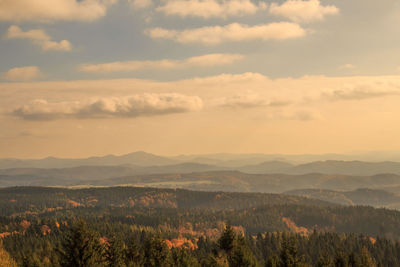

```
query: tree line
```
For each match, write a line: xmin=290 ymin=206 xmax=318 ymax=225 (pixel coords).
xmin=3 ymin=218 xmax=399 ymax=267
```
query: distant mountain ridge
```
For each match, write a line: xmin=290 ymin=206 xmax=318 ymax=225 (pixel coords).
xmin=0 ymin=162 xmax=224 ymax=181
xmin=4 ymin=151 xmax=400 ymax=177
xmin=0 ymin=151 xmax=178 ymax=169
xmin=285 ymin=160 xmax=400 ymax=176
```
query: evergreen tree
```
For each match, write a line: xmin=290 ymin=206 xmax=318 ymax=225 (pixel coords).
xmin=265 ymin=254 xmax=279 ymax=267
xmin=21 ymin=256 xmax=41 ymax=267
xmin=143 ymin=234 xmax=171 ymax=267
xmin=359 ymin=247 xmax=376 ymax=267
xmin=316 ymin=251 xmax=333 ymax=267
xmin=334 ymin=252 xmax=348 ymax=267
xmin=279 ymin=237 xmax=308 ymax=267
xmin=126 ymin=236 xmax=144 ymax=267
xmin=347 ymin=252 xmax=361 ymax=267
xmin=106 ymin=235 xmax=126 ymax=267
xmin=59 ymin=219 xmax=105 ymax=267
xmin=218 ymin=223 xmax=236 ymax=253
xmin=229 ymin=236 xmax=259 ymax=267
xmin=171 ymin=248 xmax=200 ymax=267
xmin=208 ymin=251 xmax=229 ymax=267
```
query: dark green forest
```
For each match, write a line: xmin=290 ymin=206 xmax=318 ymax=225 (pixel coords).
xmin=1 ymin=186 xmax=400 ymax=266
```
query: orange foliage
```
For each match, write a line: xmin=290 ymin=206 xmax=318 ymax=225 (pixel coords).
xmin=41 ymin=225 xmax=51 ymax=235
xmin=20 ymin=220 xmax=31 ymax=230
xmin=0 ymin=231 xmax=18 ymax=239
xmin=165 ymin=237 xmax=197 ymax=250
xmin=100 ymin=237 xmax=109 ymax=246
xmin=0 ymin=233 xmax=11 ymax=238
xmin=282 ymin=217 xmax=309 ymax=235
xmin=67 ymin=200 xmax=81 ymax=207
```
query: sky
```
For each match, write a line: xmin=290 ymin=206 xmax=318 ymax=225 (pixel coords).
xmin=1 ymin=0 xmax=400 ymax=158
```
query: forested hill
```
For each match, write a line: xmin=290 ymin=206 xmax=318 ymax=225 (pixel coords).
xmin=2 ymin=186 xmax=400 ymax=266
xmin=0 ymin=186 xmax=333 ymax=216
xmin=285 ymin=188 xmax=400 ymax=209
xmin=4 ymin=170 xmax=400 ymax=195
xmin=2 ymin=186 xmax=400 ymax=240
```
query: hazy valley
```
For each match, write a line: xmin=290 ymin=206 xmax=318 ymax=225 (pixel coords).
xmin=3 ymin=151 xmax=400 ymax=211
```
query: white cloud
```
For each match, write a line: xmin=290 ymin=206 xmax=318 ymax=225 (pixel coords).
xmin=217 ymin=93 xmax=290 ymax=108
xmin=130 ymin=0 xmax=153 ymax=10
xmin=0 ymin=0 xmax=115 ymax=23
xmin=12 ymin=93 xmax=203 ymax=120
xmin=2 ymin=66 xmax=42 ymax=81
xmin=146 ymin=22 xmax=307 ymax=45
xmin=269 ymin=0 xmax=339 ymax=23
xmin=4 ymin=74 xmax=400 ymax=121
xmin=156 ymin=0 xmax=267 ymax=19
xmin=79 ymin=53 xmax=244 ymax=73
xmin=6 ymin=26 xmax=72 ymax=52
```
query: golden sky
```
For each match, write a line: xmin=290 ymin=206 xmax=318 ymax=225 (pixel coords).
xmin=1 ymin=0 xmax=400 ymax=158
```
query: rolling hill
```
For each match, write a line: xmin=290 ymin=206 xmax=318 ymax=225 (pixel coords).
xmin=285 ymin=188 xmax=400 ymax=209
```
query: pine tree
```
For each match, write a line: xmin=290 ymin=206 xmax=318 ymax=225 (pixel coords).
xmin=229 ymin=236 xmax=259 ymax=267
xmin=106 ymin=235 xmax=126 ymax=267
xmin=126 ymin=236 xmax=144 ymax=267
xmin=265 ymin=254 xmax=279 ymax=267
xmin=171 ymin=248 xmax=200 ymax=267
xmin=359 ymin=247 xmax=376 ymax=267
xmin=334 ymin=252 xmax=348 ymax=267
xmin=218 ymin=223 xmax=236 ymax=253
xmin=209 ymin=251 xmax=230 ymax=267
xmin=59 ymin=219 xmax=105 ymax=267
xmin=348 ymin=252 xmax=361 ymax=267
xmin=316 ymin=251 xmax=333 ymax=267
xmin=143 ymin=234 xmax=171 ymax=267
xmin=279 ymin=237 xmax=308 ymax=267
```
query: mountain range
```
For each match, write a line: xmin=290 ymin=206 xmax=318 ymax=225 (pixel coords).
xmin=4 ymin=151 xmax=400 ymax=176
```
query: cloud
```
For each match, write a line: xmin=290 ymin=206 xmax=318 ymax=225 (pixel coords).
xmin=12 ymin=93 xmax=203 ymax=120
xmin=270 ymin=109 xmax=322 ymax=121
xmin=185 ymin=72 xmax=270 ymax=85
xmin=0 ymin=0 xmax=115 ymax=22
xmin=6 ymin=26 xmax=72 ymax=52
xmin=339 ymin=64 xmax=356 ymax=70
xmin=4 ymin=73 xmax=400 ymax=133
xmin=146 ymin=22 xmax=307 ymax=45
xmin=156 ymin=0 xmax=267 ymax=19
xmin=324 ymin=83 xmax=400 ymax=101
xmin=130 ymin=0 xmax=153 ymax=10
xmin=215 ymin=92 xmax=320 ymax=121
xmin=217 ymin=93 xmax=290 ymax=109
xmin=79 ymin=53 xmax=244 ymax=73
xmin=269 ymin=0 xmax=339 ymax=23
xmin=2 ymin=66 xmax=42 ymax=81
